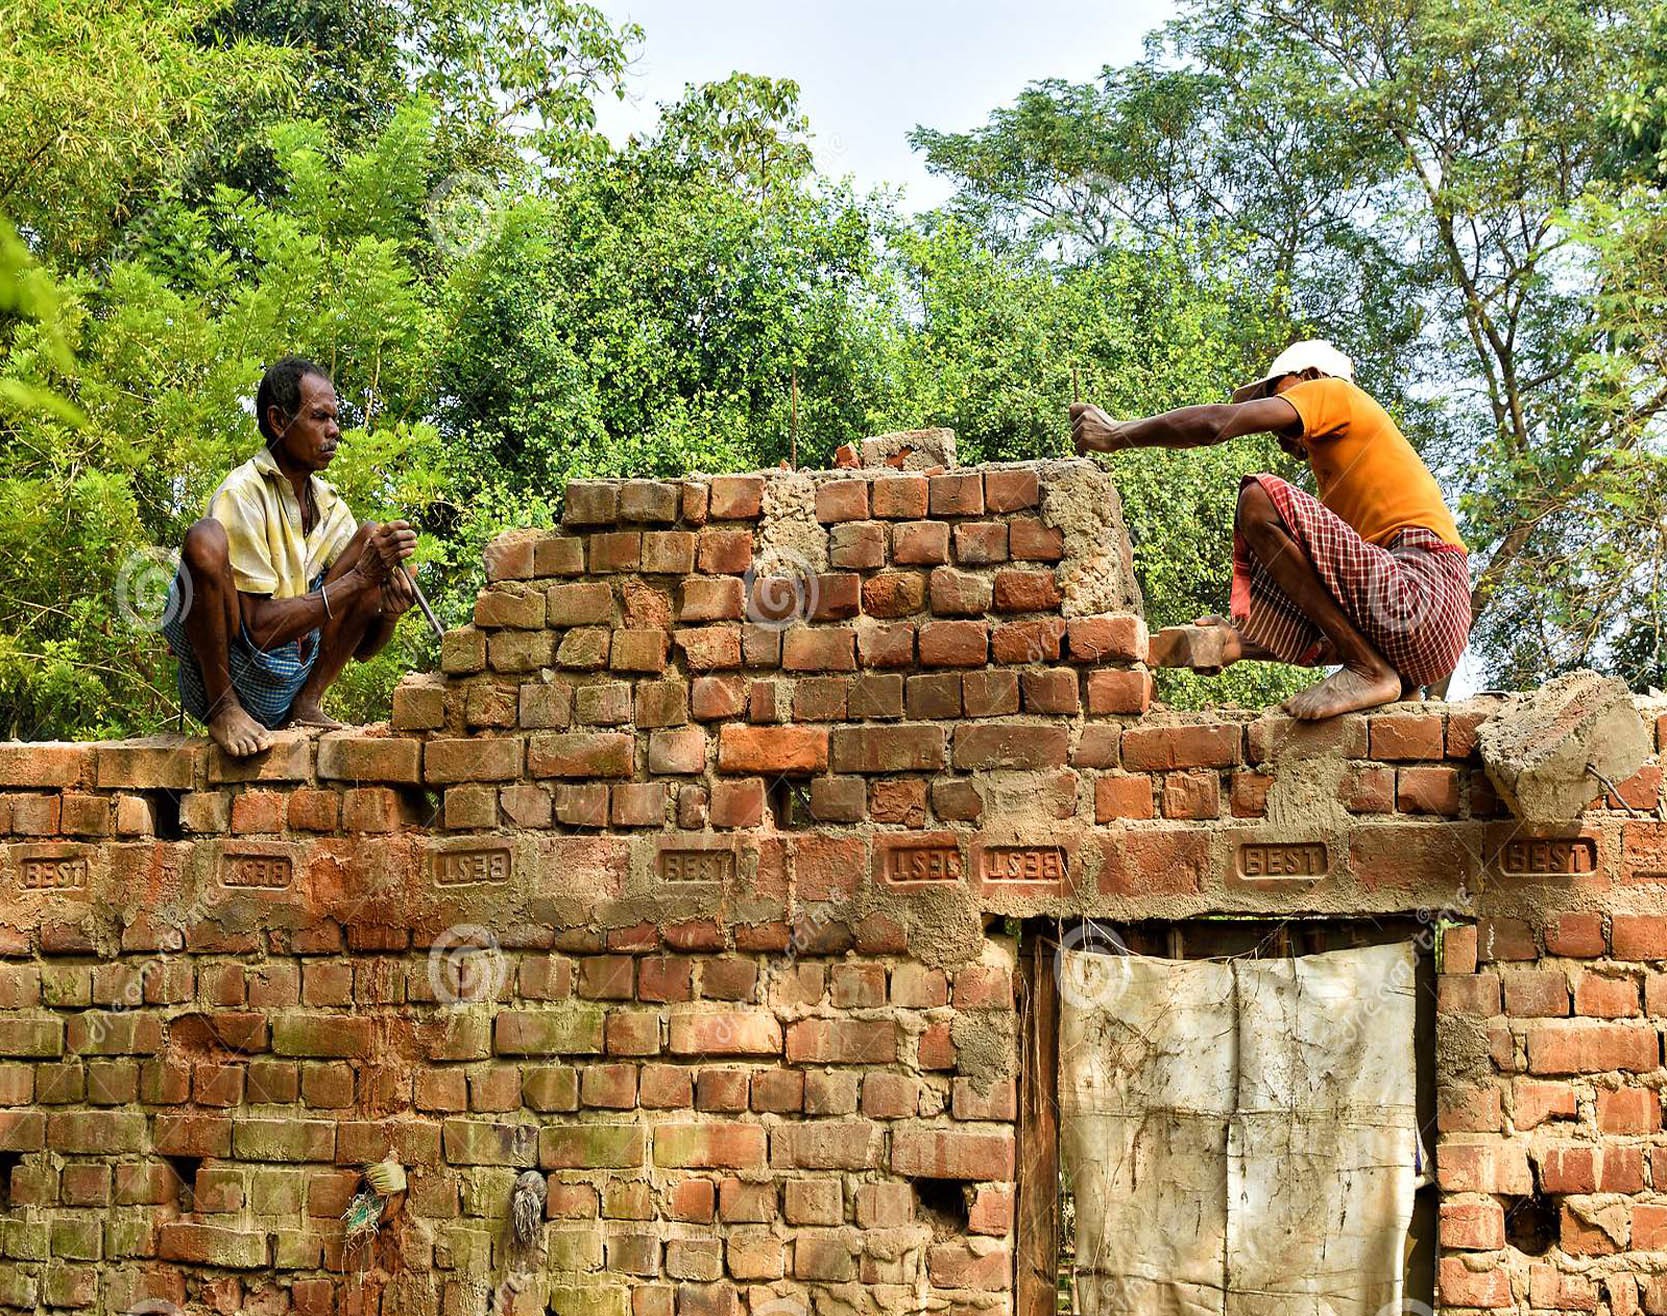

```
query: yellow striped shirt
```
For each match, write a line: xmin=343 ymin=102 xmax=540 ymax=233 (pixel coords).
xmin=209 ymin=446 xmax=358 ymax=599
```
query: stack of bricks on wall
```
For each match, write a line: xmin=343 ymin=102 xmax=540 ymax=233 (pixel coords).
xmin=0 ymin=445 xmax=1665 ymax=1316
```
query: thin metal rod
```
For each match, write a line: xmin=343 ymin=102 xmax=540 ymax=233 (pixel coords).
xmin=405 ymin=569 xmax=445 ymax=642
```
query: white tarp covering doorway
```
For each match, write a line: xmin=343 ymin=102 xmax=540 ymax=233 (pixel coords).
xmin=1058 ymin=941 xmax=1420 ymax=1316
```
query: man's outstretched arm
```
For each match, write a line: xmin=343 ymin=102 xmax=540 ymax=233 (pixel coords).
xmin=1073 ymin=396 xmax=1302 ymax=454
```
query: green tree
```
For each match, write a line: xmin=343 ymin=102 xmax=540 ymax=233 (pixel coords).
xmin=0 ymin=108 xmax=452 ymax=739
xmin=0 ymin=0 xmax=297 ymax=265
xmin=912 ymin=0 xmax=1667 ymax=690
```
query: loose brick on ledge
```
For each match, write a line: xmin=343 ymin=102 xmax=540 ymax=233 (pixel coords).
xmin=563 ymin=480 xmax=618 ymax=526
xmin=620 ymin=479 xmax=680 ymax=523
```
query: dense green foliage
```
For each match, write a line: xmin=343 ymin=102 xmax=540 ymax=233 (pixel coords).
xmin=3 ymin=0 xmax=1663 ymax=740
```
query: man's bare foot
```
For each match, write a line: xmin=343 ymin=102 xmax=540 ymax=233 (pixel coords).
xmin=208 ymin=701 xmax=273 ymax=758
xmin=285 ymin=698 xmax=344 ymax=730
xmin=1282 ymin=661 xmax=1402 ymax=720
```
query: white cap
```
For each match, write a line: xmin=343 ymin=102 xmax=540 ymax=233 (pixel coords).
xmin=1232 ymin=339 xmax=1355 ymax=403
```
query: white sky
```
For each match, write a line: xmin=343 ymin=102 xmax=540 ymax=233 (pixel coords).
xmin=592 ymin=0 xmax=1178 ymax=211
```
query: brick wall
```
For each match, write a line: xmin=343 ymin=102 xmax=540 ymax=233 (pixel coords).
xmin=0 ymin=458 xmax=1663 ymax=1315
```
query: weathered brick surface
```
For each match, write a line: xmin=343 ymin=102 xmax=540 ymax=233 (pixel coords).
xmin=0 ymin=458 xmax=1661 ymax=1311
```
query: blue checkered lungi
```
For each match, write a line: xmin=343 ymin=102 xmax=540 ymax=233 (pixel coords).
xmin=160 ymin=570 xmax=324 ymax=729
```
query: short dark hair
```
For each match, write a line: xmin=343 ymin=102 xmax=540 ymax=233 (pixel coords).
xmin=257 ymin=355 xmax=331 ymax=444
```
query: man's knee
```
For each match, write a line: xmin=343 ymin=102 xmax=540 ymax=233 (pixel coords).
xmin=1235 ymin=479 xmax=1279 ymax=534
xmin=181 ymin=518 xmax=229 ymax=574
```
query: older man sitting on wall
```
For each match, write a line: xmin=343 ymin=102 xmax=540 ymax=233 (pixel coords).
xmin=162 ymin=356 xmax=418 ymax=758
xmin=1073 ymin=340 xmax=1472 ymax=720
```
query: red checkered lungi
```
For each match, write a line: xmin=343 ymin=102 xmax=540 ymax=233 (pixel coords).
xmin=1230 ymin=474 xmax=1472 ymax=687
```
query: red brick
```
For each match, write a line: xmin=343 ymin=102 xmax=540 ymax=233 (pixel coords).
xmin=711 ymin=779 xmax=766 ymax=828
xmin=1066 ymin=615 xmax=1145 ymax=662
xmin=1398 ymin=765 xmax=1461 ymax=815
xmin=815 ymin=479 xmax=869 ymax=522
xmin=1513 ymin=1079 xmax=1576 ymax=1130
xmin=1612 ymin=915 xmax=1667 ymax=960
xmin=781 ymin=627 xmax=856 ymax=672
xmin=808 ymin=573 xmax=861 ymax=622
xmin=1438 ymin=1257 xmax=1511 ymax=1308
xmin=1098 ymin=829 xmax=1209 ymax=898
xmin=1577 ymin=972 xmax=1640 ymax=1018
xmin=1021 ymin=667 xmax=1079 ymax=714
xmin=1547 ymin=913 xmax=1607 ymax=957
xmin=1229 ymin=771 xmax=1272 ymax=818
xmin=962 ymin=670 xmax=1019 ymax=717
xmin=871 ymin=474 xmax=928 ymax=519
xmin=929 ymin=567 xmax=991 ymax=617
xmin=918 ymin=620 xmax=989 ymax=667
xmin=786 ymin=1019 xmax=896 ymax=1064
xmin=1560 ymin=1201 xmax=1622 ymax=1255
xmin=829 ymin=521 xmax=885 ymax=569
xmin=891 ymin=1128 xmax=1014 ymax=1180
xmin=856 ymin=620 xmax=915 ymax=668
xmin=672 ymin=625 xmax=740 ymax=672
xmin=1085 ymin=667 xmax=1152 ymax=714
xmin=863 ymin=571 xmax=926 ymax=617
xmin=1526 ymin=1021 xmax=1659 ymax=1073
xmin=1009 ymin=516 xmax=1064 ymax=561
xmin=424 ymin=736 xmax=523 ymax=783
xmin=1436 ymin=1139 xmax=1532 ymax=1193
xmin=830 ymin=725 xmax=947 ymax=773
xmin=1096 ymin=774 xmax=1154 ymax=822
xmin=891 ymin=521 xmax=950 ymax=565
xmin=953 ymin=520 xmax=1009 ymax=565
xmin=653 ymin=1121 xmax=767 ymax=1169
xmin=1478 ymin=916 xmax=1538 ymax=961
xmin=691 ymin=675 xmax=746 ymax=721
xmin=1438 ymin=1084 xmax=1502 ymax=1133
xmin=1503 ymin=969 xmax=1569 ymax=1017
xmin=953 ymin=724 xmax=1069 ymax=770
xmin=717 ymin=725 xmax=828 ymax=774
xmin=991 ymin=617 xmax=1064 ymax=663
xmin=1120 ymin=722 xmax=1240 ymax=769
xmin=906 ymin=672 xmax=962 ymax=718
xmin=929 ymin=472 xmax=984 ymax=515
xmin=681 ymin=576 xmax=744 ymax=622
xmin=794 ymin=836 xmax=867 ymax=902
xmin=667 ymin=1011 xmax=781 ymax=1057
xmin=708 ymin=476 xmax=764 ymax=519
xmin=984 ymin=468 xmax=1039 ymax=511
xmin=1162 ymin=771 xmax=1220 ymax=820
xmin=1369 ymin=712 xmax=1444 ymax=760
xmin=1598 ymin=1086 xmax=1660 ymax=1133
xmin=610 ymin=782 xmax=665 ymax=827
xmin=1440 ymin=1199 xmax=1505 ymax=1250
xmin=528 ymin=732 xmax=632 ymax=778
xmin=697 ymin=528 xmax=752 ymax=574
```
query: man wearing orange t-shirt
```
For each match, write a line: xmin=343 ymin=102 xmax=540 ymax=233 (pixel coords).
xmin=1072 ymin=340 xmax=1471 ymax=719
